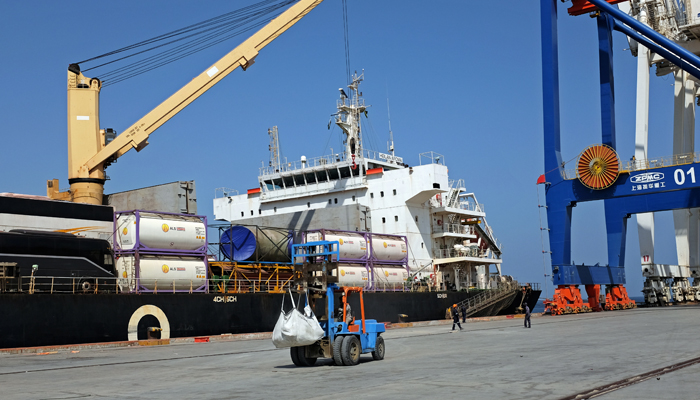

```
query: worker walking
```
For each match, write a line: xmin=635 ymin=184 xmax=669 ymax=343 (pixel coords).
xmin=451 ymin=304 xmax=462 ymax=331
xmin=524 ymin=304 xmax=531 ymax=328
xmin=460 ymin=303 xmax=467 ymax=323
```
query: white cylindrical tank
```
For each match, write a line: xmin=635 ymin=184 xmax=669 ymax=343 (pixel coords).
xmin=116 ymin=212 xmax=206 ymax=251
xmin=476 ymin=265 xmax=489 ymax=289
xmin=373 ymin=266 xmax=408 ymax=284
xmin=307 ymin=231 xmax=368 ymax=261
xmin=116 ymin=255 xmax=207 ymax=291
xmin=332 ymin=264 xmax=369 ymax=286
xmin=371 ymin=235 xmax=407 ymax=262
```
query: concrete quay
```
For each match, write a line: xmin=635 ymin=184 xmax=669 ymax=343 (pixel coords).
xmin=0 ymin=305 xmax=698 ymax=399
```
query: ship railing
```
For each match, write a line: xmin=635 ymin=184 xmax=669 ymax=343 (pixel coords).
xmin=6 ymin=275 xmax=522 ymax=295
xmin=260 ymin=153 xmax=344 ymax=176
xmin=3 ymin=276 xmax=124 ymax=295
xmin=434 ymin=223 xmax=475 ymax=236
xmin=429 ymin=196 xmax=484 ymax=213
xmin=448 ymin=178 xmax=465 ymax=190
xmin=453 ymin=280 xmax=519 ymax=318
xmin=337 ymin=97 xmax=365 ymax=109
xmin=458 ymin=200 xmax=484 ymax=213
xmin=433 ymin=247 xmax=487 ymax=259
xmin=338 ymin=281 xmax=410 ymax=292
xmin=419 ymin=151 xmax=445 ymax=166
xmin=208 ymin=276 xmax=294 ymax=294
xmin=214 ymin=187 xmax=239 ymax=198
xmin=258 ymin=148 xmax=395 ymax=177
xmin=1 ymin=275 xmax=298 ymax=295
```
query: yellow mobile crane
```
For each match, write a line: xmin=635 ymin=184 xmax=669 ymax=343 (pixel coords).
xmin=48 ymin=0 xmax=323 ymax=205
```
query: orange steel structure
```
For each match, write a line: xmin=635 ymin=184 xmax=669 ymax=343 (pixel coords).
xmin=604 ymin=285 xmax=636 ymax=310
xmin=584 ymin=284 xmax=604 ymax=312
xmin=545 ymin=283 xmax=635 ymax=315
xmin=208 ymin=262 xmax=296 ymax=294
xmin=544 ymin=285 xmax=593 ymax=315
xmin=341 ymin=287 xmax=367 ymax=334
xmin=567 ymin=0 xmax=629 ymax=16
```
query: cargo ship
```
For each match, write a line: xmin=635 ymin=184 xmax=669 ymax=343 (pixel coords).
xmin=0 ymin=74 xmax=539 ymax=349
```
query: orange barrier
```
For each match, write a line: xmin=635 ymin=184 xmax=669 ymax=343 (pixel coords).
xmin=604 ymin=284 xmax=636 ymax=310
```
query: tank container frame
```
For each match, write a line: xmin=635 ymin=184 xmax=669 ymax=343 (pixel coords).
xmin=303 ymin=229 xmax=409 ymax=290
xmin=114 ymin=210 xmax=208 ymax=294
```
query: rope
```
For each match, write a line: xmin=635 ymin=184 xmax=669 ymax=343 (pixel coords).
xmin=342 ymin=0 xmax=351 ymax=85
xmin=74 ymin=0 xmax=295 ymax=87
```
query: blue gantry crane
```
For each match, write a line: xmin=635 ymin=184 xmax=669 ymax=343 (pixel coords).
xmin=540 ymin=0 xmax=700 ymax=313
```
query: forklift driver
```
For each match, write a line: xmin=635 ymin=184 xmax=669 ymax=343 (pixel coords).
xmin=339 ymin=292 xmax=354 ymax=325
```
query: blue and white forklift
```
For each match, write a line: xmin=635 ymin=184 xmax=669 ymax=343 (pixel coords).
xmin=289 ymin=241 xmax=386 ymax=366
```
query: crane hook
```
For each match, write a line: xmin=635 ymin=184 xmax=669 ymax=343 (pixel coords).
xmin=351 ymin=154 xmax=357 ymax=170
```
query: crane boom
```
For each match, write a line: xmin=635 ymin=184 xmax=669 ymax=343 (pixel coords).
xmin=49 ymin=0 xmax=323 ymax=205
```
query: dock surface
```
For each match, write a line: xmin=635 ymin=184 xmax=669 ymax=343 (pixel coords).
xmin=1 ymin=305 xmax=698 ymax=399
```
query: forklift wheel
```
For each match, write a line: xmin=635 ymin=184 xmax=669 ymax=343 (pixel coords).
xmin=332 ymin=336 xmax=344 ymax=366
xmin=341 ymin=335 xmax=361 ymax=366
xmin=372 ymin=336 xmax=385 ymax=360
xmin=290 ymin=346 xmax=301 ymax=366
xmin=296 ymin=346 xmax=317 ymax=367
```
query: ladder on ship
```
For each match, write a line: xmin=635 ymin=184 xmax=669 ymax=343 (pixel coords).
xmin=450 ymin=281 xmax=520 ymax=319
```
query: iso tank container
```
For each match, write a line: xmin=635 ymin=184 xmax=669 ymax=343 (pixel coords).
xmin=306 ymin=231 xmax=368 ymax=261
xmin=330 ymin=265 xmax=408 ymax=286
xmin=116 ymin=255 xmax=207 ymax=292
xmin=115 ymin=211 xmax=206 ymax=252
xmin=373 ymin=267 xmax=409 ymax=283
xmin=370 ymin=235 xmax=407 ymax=262
xmin=331 ymin=265 xmax=369 ymax=285
xmin=219 ymin=226 xmax=292 ymax=262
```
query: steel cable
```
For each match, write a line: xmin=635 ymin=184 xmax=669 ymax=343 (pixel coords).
xmin=74 ymin=0 xmax=295 ymax=87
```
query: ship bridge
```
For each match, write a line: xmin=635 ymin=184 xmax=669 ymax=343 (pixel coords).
xmin=257 ymin=149 xmax=406 ymax=202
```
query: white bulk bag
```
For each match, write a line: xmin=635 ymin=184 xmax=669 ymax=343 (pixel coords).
xmin=272 ymin=290 xmax=325 ymax=348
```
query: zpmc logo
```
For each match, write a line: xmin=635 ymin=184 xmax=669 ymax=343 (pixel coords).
xmin=631 ymin=172 xmax=664 ymax=184
xmin=162 ymin=224 xmax=169 ymax=233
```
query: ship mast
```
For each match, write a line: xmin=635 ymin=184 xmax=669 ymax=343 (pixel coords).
xmin=335 ymin=71 xmax=366 ymax=167
xmin=267 ymin=126 xmax=281 ymax=173
xmin=387 ymin=97 xmax=395 ymax=156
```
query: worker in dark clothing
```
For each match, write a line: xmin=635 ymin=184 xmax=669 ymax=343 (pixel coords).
xmin=460 ymin=303 xmax=467 ymax=323
xmin=451 ymin=304 xmax=462 ymax=331
xmin=524 ymin=304 xmax=531 ymax=328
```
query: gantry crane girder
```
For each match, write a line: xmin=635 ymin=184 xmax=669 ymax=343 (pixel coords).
xmin=540 ymin=0 xmax=700 ymax=286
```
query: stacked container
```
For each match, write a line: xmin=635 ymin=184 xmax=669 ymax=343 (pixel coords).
xmin=305 ymin=229 xmax=408 ymax=290
xmin=114 ymin=210 xmax=208 ymax=293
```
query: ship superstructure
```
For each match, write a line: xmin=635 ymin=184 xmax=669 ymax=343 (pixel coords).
xmin=213 ymin=73 xmax=504 ymax=290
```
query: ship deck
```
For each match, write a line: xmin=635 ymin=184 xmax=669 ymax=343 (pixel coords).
xmin=1 ymin=305 xmax=698 ymax=399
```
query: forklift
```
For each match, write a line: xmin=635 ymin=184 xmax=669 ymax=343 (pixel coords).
xmin=289 ymin=241 xmax=386 ymax=367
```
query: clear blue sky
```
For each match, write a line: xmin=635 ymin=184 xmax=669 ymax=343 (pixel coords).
xmin=0 ymin=1 xmax=692 ymax=298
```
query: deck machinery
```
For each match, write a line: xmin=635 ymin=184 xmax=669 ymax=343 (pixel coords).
xmin=540 ymin=0 xmax=700 ymax=313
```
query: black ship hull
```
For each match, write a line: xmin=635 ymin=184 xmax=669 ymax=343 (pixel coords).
xmin=0 ymin=290 xmax=540 ymax=349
